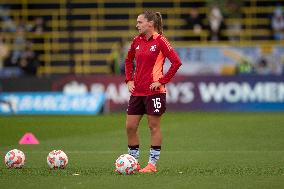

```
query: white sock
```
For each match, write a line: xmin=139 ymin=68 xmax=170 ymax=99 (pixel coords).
xmin=149 ymin=146 xmax=161 ymax=165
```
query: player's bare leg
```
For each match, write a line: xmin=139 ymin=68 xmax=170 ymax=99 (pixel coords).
xmin=147 ymin=115 xmax=162 ymax=146
xmin=126 ymin=114 xmax=143 ymax=145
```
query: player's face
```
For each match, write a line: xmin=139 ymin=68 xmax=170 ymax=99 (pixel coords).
xmin=136 ymin=14 xmax=153 ymax=34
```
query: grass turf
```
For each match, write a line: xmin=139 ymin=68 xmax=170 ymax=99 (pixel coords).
xmin=0 ymin=112 xmax=284 ymax=189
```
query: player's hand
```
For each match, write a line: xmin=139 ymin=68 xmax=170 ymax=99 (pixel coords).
xmin=127 ymin=81 xmax=135 ymax=93
xmin=150 ymin=82 xmax=162 ymax=90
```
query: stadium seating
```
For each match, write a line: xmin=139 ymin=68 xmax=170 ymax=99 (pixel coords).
xmin=0 ymin=0 xmax=283 ymax=76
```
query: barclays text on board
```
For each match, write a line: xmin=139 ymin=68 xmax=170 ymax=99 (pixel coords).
xmin=0 ymin=92 xmax=105 ymax=114
xmin=1 ymin=76 xmax=283 ymax=113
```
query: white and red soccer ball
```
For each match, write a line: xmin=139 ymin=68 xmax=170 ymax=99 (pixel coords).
xmin=47 ymin=150 xmax=68 ymax=169
xmin=4 ymin=149 xmax=25 ymax=169
xmin=115 ymin=154 xmax=138 ymax=175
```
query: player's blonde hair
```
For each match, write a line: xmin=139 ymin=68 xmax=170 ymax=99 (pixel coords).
xmin=141 ymin=11 xmax=163 ymax=35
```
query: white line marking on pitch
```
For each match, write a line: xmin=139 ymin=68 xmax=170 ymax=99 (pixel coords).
xmin=12 ymin=150 xmax=284 ymax=154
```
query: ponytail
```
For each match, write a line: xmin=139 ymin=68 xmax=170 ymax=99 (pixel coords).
xmin=155 ymin=12 xmax=163 ymax=35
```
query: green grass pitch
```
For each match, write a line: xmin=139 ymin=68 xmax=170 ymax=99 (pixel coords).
xmin=0 ymin=112 xmax=284 ymax=189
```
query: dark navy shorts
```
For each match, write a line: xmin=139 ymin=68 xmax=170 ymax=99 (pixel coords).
xmin=127 ymin=93 xmax=166 ymax=116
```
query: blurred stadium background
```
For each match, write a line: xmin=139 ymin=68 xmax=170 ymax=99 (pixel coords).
xmin=0 ymin=0 xmax=283 ymax=114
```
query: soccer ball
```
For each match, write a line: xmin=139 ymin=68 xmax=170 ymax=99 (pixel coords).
xmin=47 ymin=150 xmax=68 ymax=169
xmin=4 ymin=149 xmax=25 ymax=169
xmin=115 ymin=154 xmax=138 ymax=175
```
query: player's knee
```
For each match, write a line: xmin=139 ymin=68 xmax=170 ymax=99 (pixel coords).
xmin=126 ymin=123 xmax=138 ymax=134
xmin=148 ymin=122 xmax=160 ymax=133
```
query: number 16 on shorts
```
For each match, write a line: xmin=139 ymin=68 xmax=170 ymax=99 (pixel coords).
xmin=152 ymin=98 xmax=161 ymax=113
xmin=149 ymin=94 xmax=166 ymax=115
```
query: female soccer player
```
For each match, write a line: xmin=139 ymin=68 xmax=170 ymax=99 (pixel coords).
xmin=124 ymin=11 xmax=182 ymax=173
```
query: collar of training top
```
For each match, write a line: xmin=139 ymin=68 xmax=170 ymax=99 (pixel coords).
xmin=140 ymin=32 xmax=160 ymax=41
